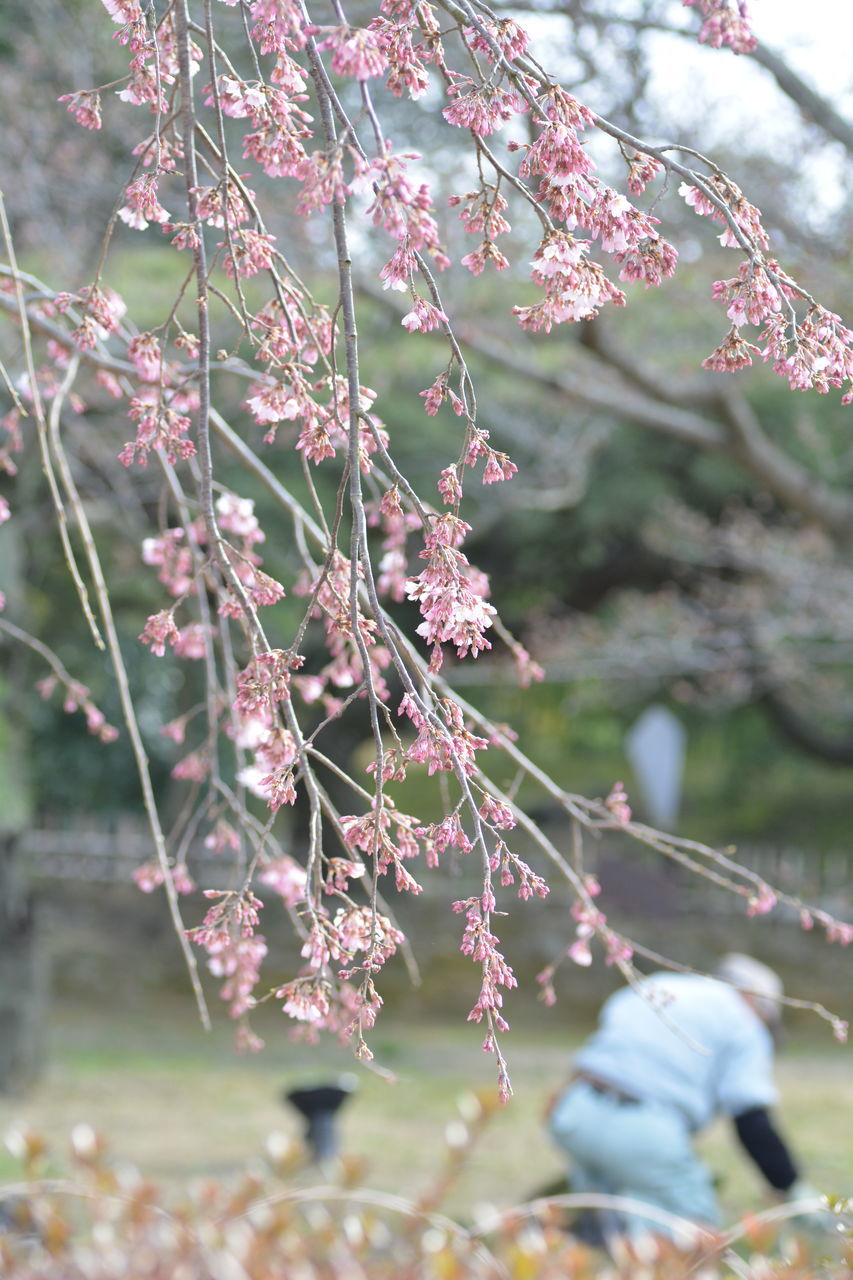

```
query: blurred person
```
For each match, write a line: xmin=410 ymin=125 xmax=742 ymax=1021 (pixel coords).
xmin=548 ymin=954 xmax=823 ymax=1243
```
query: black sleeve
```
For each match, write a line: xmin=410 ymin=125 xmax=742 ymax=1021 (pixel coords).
xmin=733 ymin=1107 xmax=799 ymax=1191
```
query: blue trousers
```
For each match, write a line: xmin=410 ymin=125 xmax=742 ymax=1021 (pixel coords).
xmin=549 ymin=1081 xmax=720 ymax=1239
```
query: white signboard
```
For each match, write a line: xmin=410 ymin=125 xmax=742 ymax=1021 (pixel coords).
xmin=625 ymin=706 xmax=686 ymax=829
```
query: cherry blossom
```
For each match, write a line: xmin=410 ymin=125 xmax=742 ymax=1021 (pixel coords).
xmin=5 ymin=0 xmax=850 ymax=1078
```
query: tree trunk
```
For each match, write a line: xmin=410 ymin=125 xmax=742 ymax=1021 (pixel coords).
xmin=0 ymin=518 xmax=43 ymax=1094
xmin=0 ymin=836 xmax=42 ymax=1093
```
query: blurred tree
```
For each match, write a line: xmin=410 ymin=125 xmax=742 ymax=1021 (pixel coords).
xmin=0 ymin=0 xmax=851 ymax=1087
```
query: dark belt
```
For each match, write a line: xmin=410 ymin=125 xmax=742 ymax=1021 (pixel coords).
xmin=572 ymin=1070 xmax=641 ymax=1105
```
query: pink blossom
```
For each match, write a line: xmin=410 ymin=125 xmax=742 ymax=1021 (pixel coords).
xmin=333 ymin=906 xmax=405 ymax=968
xmin=513 ymin=231 xmax=625 ymax=330
xmin=77 ymin=284 xmax=126 ymax=338
xmin=365 ymin=146 xmax=449 ymax=266
xmin=127 ymin=332 xmax=162 ymax=382
xmin=204 ymin=820 xmax=241 ymax=854
xmin=511 ymin=644 xmax=545 ymax=688
xmin=203 ymin=931 xmax=268 ymax=1018
xmin=568 ymin=938 xmax=592 ymax=966
xmin=420 ymin=373 xmax=464 ymax=417
xmin=258 ymin=856 xmax=307 ymax=905
xmin=626 ymin=153 xmax=662 ymax=195
xmin=294 ymin=147 xmax=352 ymax=215
xmin=217 ymin=492 xmax=264 ymax=542
xmin=172 ymin=864 xmax=196 ymax=895
xmin=173 ymin=624 xmax=208 ymax=659
xmin=746 ymin=883 xmax=777 ymax=918
xmin=142 ymin=528 xmax=195 ymax=597
xmin=191 ymin=181 xmax=253 ymax=229
xmin=616 ymin=237 xmax=678 ymax=289
xmin=133 ymin=861 xmax=165 ymax=893
xmin=139 ymin=610 xmax=180 ymax=657
xmin=379 ymin=239 xmax=416 ymax=291
xmin=101 ymin=0 xmax=142 ymax=22
xmin=479 ymin=794 xmax=516 ymax=829
xmin=461 ymin=241 xmax=510 ymax=275
xmin=712 ymin=261 xmax=783 ymax=328
xmin=443 ymin=81 xmax=526 ymax=136
xmin=418 ymin=812 xmax=473 ymax=854
xmin=119 ymin=399 xmax=195 ymax=467
xmin=464 ymin=17 xmax=529 ymax=62
xmin=679 ymin=178 xmax=768 ymax=252
xmin=208 ymin=75 xmax=267 ymax=120
xmin=517 ymin=119 xmax=594 ymax=188
xmin=242 ymin=104 xmax=312 ymax=179
xmin=324 ymin=858 xmax=366 ymax=893
xmin=57 ymin=91 xmax=102 ymax=130
xmin=825 ymin=921 xmax=853 ymax=945
xmin=171 ymin=750 xmax=210 ymax=782
xmin=318 ymin=26 xmax=388 ymax=80
xmin=605 ymin=935 xmax=633 ymax=966
xmin=438 ymin=465 xmax=463 ymax=505
xmin=482 ymin=450 xmax=517 ymax=485
xmin=537 ymin=965 xmax=557 ymax=1006
xmin=222 ymin=229 xmax=277 ymax=278
xmin=401 ymin=296 xmax=448 ymax=333
xmin=702 ymin=328 xmax=759 ymax=373
xmin=605 ymin=780 xmax=631 ymax=825
xmin=276 ymin=978 xmax=331 ymax=1024
xmin=685 ymin=0 xmax=756 ymax=54
xmin=118 ymin=175 xmax=170 ymax=230
xmin=403 ymin=700 xmax=489 ymax=776
xmin=369 ymin=16 xmax=430 ymax=99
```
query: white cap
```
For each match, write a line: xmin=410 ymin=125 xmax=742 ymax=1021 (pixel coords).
xmin=715 ymin=953 xmax=784 ymax=1025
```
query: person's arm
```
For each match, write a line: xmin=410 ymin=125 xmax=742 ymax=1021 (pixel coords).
xmin=733 ymin=1107 xmax=799 ymax=1190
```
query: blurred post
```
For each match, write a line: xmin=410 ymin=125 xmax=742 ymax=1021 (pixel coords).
xmin=284 ymin=1076 xmax=357 ymax=1164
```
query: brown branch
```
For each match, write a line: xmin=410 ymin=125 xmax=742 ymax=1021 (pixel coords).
xmin=750 ymin=41 xmax=853 ymax=156
xmin=758 ymin=690 xmax=853 ymax=766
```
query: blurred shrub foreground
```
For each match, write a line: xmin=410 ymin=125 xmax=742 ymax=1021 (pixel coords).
xmin=3 ymin=1108 xmax=851 ymax=1278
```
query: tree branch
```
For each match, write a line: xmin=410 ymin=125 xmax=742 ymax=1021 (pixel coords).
xmin=362 ymin=279 xmax=853 ymax=540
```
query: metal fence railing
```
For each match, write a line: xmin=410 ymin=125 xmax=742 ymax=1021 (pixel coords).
xmin=20 ymin=824 xmax=851 ymax=917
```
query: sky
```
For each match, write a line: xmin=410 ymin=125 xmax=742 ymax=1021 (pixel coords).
xmin=633 ymin=0 xmax=853 ymax=224
xmin=655 ymin=0 xmax=853 ymax=124
xmin=750 ymin=0 xmax=853 ymax=96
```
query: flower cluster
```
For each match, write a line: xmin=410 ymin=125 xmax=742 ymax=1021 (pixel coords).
xmin=118 ymin=398 xmax=195 ymax=467
xmin=118 ymin=175 xmax=171 ymax=230
xmin=605 ymin=780 xmax=631 ymax=825
xmin=405 ymin=514 xmax=497 ymax=667
xmin=514 ymin=231 xmax=625 ymax=330
xmin=567 ymin=899 xmax=607 ymax=967
xmin=187 ymin=890 xmax=267 ymax=1023
xmin=453 ymin=893 xmax=518 ymax=1041
xmin=36 ymin=674 xmax=119 ymax=744
xmin=341 ymin=800 xmax=424 ymax=891
xmin=57 ymin=90 xmax=102 ymax=130
xmin=684 ymin=0 xmax=756 ymax=54
xmin=399 ymin=693 xmax=489 ymax=777
xmin=234 ymin=649 xmax=298 ymax=716
xmin=138 ymin=609 xmax=180 ymax=657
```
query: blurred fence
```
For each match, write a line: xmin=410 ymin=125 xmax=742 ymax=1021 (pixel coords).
xmin=21 ymin=819 xmax=226 ymax=886
xmin=19 ymin=820 xmax=851 ymax=918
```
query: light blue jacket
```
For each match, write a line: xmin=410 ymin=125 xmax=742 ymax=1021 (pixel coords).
xmin=574 ymin=972 xmax=777 ymax=1131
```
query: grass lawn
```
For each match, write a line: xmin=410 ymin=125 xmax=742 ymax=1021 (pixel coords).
xmin=1 ymin=995 xmax=851 ymax=1227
